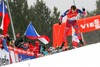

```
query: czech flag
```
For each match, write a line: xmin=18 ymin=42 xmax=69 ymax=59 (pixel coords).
xmin=0 ymin=0 xmax=10 ymax=35
xmin=24 ymin=22 xmax=50 ymax=44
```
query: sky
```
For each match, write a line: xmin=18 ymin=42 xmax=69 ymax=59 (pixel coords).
xmin=28 ymin=0 xmax=97 ymax=15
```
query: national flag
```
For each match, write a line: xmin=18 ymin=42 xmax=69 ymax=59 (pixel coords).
xmin=24 ymin=22 xmax=50 ymax=44
xmin=0 ymin=0 xmax=10 ymax=35
xmin=72 ymin=26 xmax=79 ymax=47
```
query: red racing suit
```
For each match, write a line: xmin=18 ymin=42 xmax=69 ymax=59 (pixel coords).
xmin=60 ymin=9 xmax=86 ymax=44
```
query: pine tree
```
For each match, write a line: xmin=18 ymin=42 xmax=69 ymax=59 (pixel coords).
xmin=87 ymin=0 xmax=100 ymax=16
xmin=95 ymin=0 xmax=100 ymax=15
xmin=9 ymin=0 xmax=29 ymax=36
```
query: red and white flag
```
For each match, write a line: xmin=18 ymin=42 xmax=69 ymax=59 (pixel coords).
xmin=0 ymin=0 xmax=10 ymax=35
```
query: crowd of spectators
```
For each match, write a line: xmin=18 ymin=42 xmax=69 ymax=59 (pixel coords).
xmin=0 ymin=34 xmax=68 ymax=58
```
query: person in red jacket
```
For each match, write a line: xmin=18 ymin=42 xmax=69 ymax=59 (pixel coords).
xmin=28 ymin=41 xmax=34 ymax=52
xmin=33 ymin=41 xmax=40 ymax=58
xmin=59 ymin=5 xmax=86 ymax=46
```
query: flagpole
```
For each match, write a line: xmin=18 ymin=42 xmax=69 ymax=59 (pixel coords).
xmin=6 ymin=0 xmax=16 ymax=40
xmin=73 ymin=0 xmax=76 ymax=5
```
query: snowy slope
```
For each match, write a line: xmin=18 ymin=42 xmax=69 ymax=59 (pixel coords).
xmin=3 ymin=42 xmax=100 ymax=67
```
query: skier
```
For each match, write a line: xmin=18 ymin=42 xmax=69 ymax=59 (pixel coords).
xmin=59 ymin=5 xmax=86 ymax=47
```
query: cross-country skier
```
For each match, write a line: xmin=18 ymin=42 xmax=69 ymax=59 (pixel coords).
xmin=59 ymin=5 xmax=86 ymax=46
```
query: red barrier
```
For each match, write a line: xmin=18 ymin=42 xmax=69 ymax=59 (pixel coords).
xmin=53 ymin=23 xmax=68 ymax=48
xmin=0 ymin=44 xmax=34 ymax=56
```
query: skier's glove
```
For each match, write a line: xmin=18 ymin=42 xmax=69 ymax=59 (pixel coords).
xmin=82 ymin=7 xmax=85 ymax=11
xmin=59 ymin=21 xmax=61 ymax=25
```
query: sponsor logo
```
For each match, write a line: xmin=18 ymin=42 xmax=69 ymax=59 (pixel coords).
xmin=80 ymin=19 xmax=100 ymax=29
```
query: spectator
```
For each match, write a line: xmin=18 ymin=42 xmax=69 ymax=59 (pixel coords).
xmin=20 ymin=41 xmax=29 ymax=51
xmin=28 ymin=40 xmax=34 ymax=51
xmin=40 ymin=45 xmax=49 ymax=56
xmin=15 ymin=37 xmax=24 ymax=48
xmin=33 ymin=41 xmax=41 ymax=58
xmin=8 ymin=39 xmax=15 ymax=48
xmin=1 ymin=35 xmax=9 ymax=52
